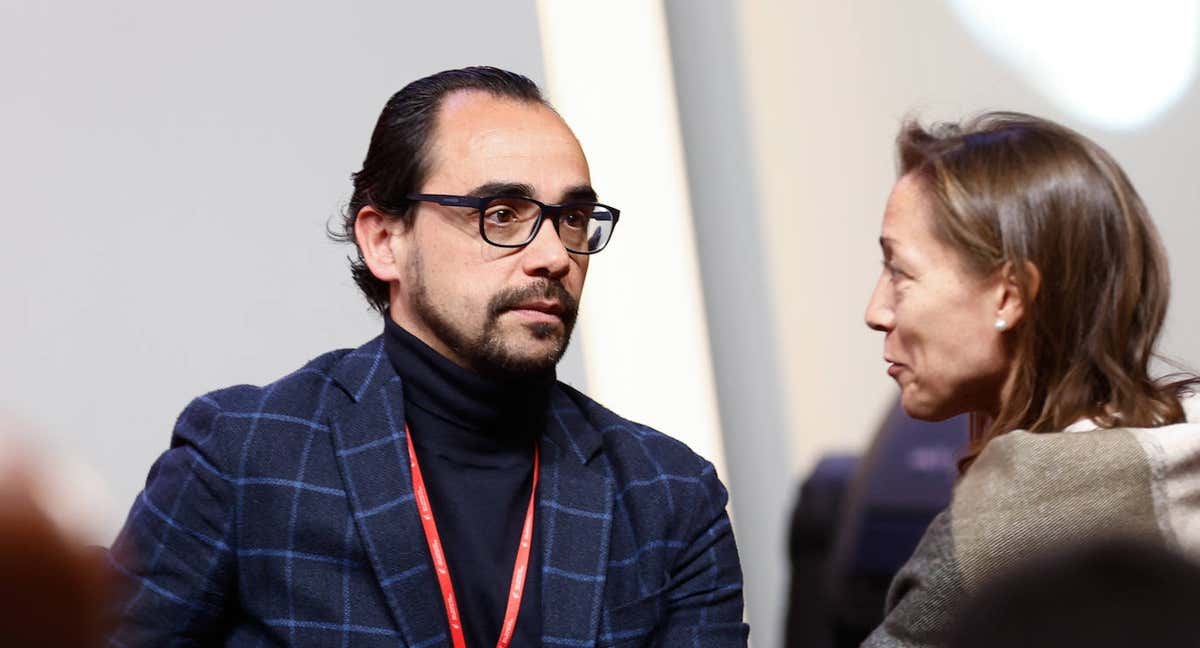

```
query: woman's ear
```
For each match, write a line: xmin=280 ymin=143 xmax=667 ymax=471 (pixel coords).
xmin=996 ymin=260 xmax=1040 ymax=330
xmin=354 ymin=206 xmax=405 ymax=282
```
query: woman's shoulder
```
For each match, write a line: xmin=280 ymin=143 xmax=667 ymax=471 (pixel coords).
xmin=1180 ymin=388 xmax=1200 ymax=423
xmin=972 ymin=390 xmax=1200 ymax=476
xmin=951 ymin=402 xmax=1200 ymax=583
xmin=1124 ymin=390 xmax=1200 ymax=557
xmin=961 ymin=422 xmax=1157 ymax=507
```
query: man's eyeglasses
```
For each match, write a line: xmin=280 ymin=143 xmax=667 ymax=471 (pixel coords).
xmin=405 ymin=194 xmax=620 ymax=255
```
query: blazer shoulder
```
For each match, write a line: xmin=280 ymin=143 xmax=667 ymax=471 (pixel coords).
xmin=192 ymin=346 xmax=355 ymax=414
xmin=554 ymin=381 xmax=715 ymax=480
xmin=165 ymin=347 xmax=357 ymax=472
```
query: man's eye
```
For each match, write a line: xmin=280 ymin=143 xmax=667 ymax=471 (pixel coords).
xmin=485 ymin=208 xmax=518 ymax=225
xmin=561 ymin=209 xmax=589 ymax=230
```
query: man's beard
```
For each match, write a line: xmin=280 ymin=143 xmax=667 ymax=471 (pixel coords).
xmin=407 ymin=251 xmax=579 ymax=378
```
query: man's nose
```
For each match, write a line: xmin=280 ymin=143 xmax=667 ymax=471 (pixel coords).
xmin=521 ymin=217 xmax=571 ymax=279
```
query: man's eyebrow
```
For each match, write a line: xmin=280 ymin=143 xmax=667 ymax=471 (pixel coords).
xmin=466 ymin=182 xmax=537 ymax=198
xmin=465 ymin=182 xmax=600 ymax=204
xmin=560 ymin=184 xmax=598 ymax=203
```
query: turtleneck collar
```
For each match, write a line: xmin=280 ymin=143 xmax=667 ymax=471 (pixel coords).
xmin=383 ymin=316 xmax=553 ymax=452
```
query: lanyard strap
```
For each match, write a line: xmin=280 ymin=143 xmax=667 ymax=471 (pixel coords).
xmin=405 ymin=424 xmax=539 ymax=648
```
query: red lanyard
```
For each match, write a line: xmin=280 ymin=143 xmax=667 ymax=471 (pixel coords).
xmin=405 ymin=425 xmax=539 ymax=648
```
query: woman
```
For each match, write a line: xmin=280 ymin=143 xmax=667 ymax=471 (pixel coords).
xmin=862 ymin=112 xmax=1200 ymax=647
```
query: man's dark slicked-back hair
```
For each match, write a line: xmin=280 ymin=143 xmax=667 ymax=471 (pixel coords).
xmin=332 ymin=66 xmax=549 ymax=314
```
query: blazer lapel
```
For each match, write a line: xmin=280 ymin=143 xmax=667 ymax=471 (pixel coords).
xmin=539 ymin=387 xmax=614 ymax=647
xmin=327 ymin=337 xmax=448 ymax=648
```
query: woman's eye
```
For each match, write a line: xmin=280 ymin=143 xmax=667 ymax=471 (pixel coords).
xmin=883 ymin=260 xmax=908 ymax=281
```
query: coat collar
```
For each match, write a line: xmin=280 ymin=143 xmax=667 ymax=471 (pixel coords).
xmin=543 ymin=384 xmax=605 ymax=465
xmin=537 ymin=387 xmax=614 ymax=643
xmin=331 ymin=336 xmax=606 ymax=466
xmin=326 ymin=337 xmax=614 ymax=646
xmin=329 ymin=336 xmax=391 ymax=406
xmin=327 ymin=337 xmax=448 ymax=647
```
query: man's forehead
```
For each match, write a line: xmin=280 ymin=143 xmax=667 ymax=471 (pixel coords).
xmin=438 ymin=88 xmax=505 ymax=114
xmin=434 ymin=90 xmax=569 ymax=143
xmin=457 ymin=124 xmax=578 ymax=160
xmin=424 ymin=91 xmax=590 ymax=196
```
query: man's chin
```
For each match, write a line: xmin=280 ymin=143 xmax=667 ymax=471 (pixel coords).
xmin=493 ymin=311 xmax=563 ymax=341
xmin=490 ymin=332 xmax=568 ymax=374
xmin=471 ymin=315 xmax=574 ymax=377
xmin=508 ymin=337 xmax=566 ymax=363
xmin=477 ymin=351 xmax=559 ymax=379
xmin=524 ymin=321 xmax=563 ymax=341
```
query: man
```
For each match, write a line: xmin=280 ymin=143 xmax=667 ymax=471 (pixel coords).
xmin=109 ymin=67 xmax=747 ymax=647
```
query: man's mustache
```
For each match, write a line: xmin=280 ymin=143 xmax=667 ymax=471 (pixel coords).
xmin=488 ymin=281 xmax=579 ymax=328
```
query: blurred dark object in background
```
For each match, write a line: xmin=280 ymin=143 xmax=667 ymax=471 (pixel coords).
xmin=786 ymin=401 xmax=966 ymax=648
xmin=947 ymin=539 xmax=1200 ymax=648
xmin=0 ymin=471 xmax=112 ymax=647
xmin=786 ymin=453 xmax=858 ymax=648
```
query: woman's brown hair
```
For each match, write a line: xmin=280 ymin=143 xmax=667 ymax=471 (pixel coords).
xmin=896 ymin=111 xmax=1196 ymax=472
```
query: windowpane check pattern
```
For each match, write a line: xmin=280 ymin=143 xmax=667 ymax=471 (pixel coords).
xmin=108 ymin=336 xmax=747 ymax=646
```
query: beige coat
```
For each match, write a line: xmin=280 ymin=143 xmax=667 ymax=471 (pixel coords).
xmin=863 ymin=395 xmax=1200 ymax=647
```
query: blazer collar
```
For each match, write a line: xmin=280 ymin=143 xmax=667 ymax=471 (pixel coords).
xmin=327 ymin=337 xmax=447 ymax=647
xmin=330 ymin=337 xmax=607 ymax=467
xmin=327 ymin=337 xmax=615 ymax=646
xmin=537 ymin=387 xmax=615 ymax=645
xmin=330 ymin=336 xmax=390 ymax=405
xmin=544 ymin=384 xmax=604 ymax=465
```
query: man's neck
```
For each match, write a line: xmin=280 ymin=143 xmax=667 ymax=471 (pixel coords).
xmin=387 ymin=307 xmax=475 ymax=373
xmin=382 ymin=316 xmax=552 ymax=439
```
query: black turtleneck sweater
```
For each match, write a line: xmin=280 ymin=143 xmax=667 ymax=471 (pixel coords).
xmin=384 ymin=318 xmax=546 ymax=647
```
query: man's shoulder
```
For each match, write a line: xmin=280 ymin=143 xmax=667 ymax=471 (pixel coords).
xmin=194 ymin=339 xmax=381 ymax=415
xmin=163 ymin=339 xmax=384 ymax=476
xmin=552 ymin=381 xmax=715 ymax=481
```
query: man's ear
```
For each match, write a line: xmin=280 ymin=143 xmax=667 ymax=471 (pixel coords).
xmin=995 ymin=260 xmax=1040 ymax=330
xmin=354 ymin=205 xmax=406 ymax=282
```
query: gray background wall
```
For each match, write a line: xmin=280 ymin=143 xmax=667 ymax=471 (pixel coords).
xmin=0 ymin=0 xmax=570 ymax=536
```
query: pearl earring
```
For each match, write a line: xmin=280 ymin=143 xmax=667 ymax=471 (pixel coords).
xmin=995 ymin=318 xmax=1007 ymax=331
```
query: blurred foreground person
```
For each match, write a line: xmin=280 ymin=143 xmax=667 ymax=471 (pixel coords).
xmin=109 ymin=66 xmax=745 ymax=647
xmin=946 ymin=540 xmax=1200 ymax=648
xmin=0 ymin=444 xmax=111 ymax=647
xmin=862 ymin=112 xmax=1200 ymax=647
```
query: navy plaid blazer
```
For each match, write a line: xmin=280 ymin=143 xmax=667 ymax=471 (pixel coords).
xmin=109 ymin=337 xmax=748 ymax=647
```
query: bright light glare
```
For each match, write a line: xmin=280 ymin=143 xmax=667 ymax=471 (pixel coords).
xmin=948 ymin=0 xmax=1199 ymax=130
xmin=535 ymin=1 xmax=728 ymax=480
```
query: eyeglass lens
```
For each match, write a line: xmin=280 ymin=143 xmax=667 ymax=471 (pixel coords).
xmin=481 ymin=197 xmax=615 ymax=253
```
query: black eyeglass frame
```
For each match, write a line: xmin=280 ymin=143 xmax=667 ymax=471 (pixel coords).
xmin=405 ymin=193 xmax=621 ymax=255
